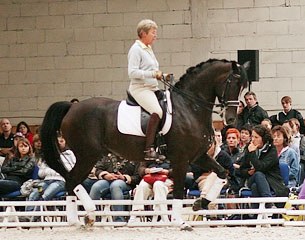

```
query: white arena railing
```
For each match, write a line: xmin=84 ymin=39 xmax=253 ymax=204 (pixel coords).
xmin=0 ymin=197 xmax=305 ymax=229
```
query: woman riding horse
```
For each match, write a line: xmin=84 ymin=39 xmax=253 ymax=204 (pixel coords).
xmin=128 ymin=19 xmax=164 ymax=161
xmin=40 ymin=59 xmax=249 ymax=229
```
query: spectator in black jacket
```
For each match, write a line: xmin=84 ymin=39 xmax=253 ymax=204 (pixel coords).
xmin=270 ymin=96 xmax=305 ymax=134
xmin=237 ymin=91 xmax=268 ymax=129
xmin=240 ymin=125 xmax=289 ymax=208
xmin=0 ymin=138 xmax=35 ymax=195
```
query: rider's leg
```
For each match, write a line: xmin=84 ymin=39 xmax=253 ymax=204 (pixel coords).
xmin=144 ymin=113 xmax=161 ymax=160
xmin=129 ymin=86 xmax=163 ymax=160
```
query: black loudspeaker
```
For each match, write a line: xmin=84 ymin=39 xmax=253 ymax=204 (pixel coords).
xmin=238 ymin=50 xmax=259 ymax=82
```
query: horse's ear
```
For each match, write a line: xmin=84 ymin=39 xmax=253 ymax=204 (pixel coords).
xmin=231 ymin=61 xmax=239 ymax=73
xmin=243 ymin=61 xmax=251 ymax=71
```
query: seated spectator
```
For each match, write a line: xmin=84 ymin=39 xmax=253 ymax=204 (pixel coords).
xmin=16 ymin=121 xmax=34 ymax=146
xmin=270 ymin=96 xmax=305 ymax=134
xmin=0 ymin=118 xmax=14 ymax=164
xmin=214 ymin=129 xmax=223 ymax=147
xmin=261 ymin=118 xmax=272 ymax=130
xmin=282 ymin=119 xmax=301 ymax=161
xmin=240 ymin=125 xmax=289 ymax=208
xmin=0 ymin=138 xmax=35 ymax=195
xmin=128 ymin=158 xmax=172 ymax=223
xmin=237 ymin=91 xmax=268 ymax=129
xmin=221 ymin=128 xmax=243 ymax=171
xmin=24 ymin=134 xmax=75 ymax=220
xmin=3 ymin=132 xmax=25 ymax=164
xmin=191 ymin=140 xmax=235 ymax=213
xmin=32 ymin=134 xmax=43 ymax=163
xmin=239 ymin=124 xmax=252 ymax=152
xmin=89 ymin=153 xmax=140 ymax=222
xmin=82 ymin=166 xmax=99 ymax=193
xmin=272 ymin=125 xmax=299 ymax=187
xmin=26 ymin=136 xmax=76 ymax=208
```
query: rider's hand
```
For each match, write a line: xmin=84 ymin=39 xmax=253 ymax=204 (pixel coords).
xmin=164 ymin=73 xmax=173 ymax=82
xmin=154 ymin=70 xmax=163 ymax=80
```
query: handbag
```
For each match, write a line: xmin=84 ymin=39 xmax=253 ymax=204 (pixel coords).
xmin=143 ymin=173 xmax=168 ymax=185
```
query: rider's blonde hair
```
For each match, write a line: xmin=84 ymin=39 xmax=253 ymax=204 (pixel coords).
xmin=137 ymin=19 xmax=158 ymax=38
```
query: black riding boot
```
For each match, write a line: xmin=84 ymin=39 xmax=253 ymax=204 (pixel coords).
xmin=144 ymin=113 xmax=161 ymax=161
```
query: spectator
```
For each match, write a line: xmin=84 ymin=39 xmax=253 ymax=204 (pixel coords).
xmin=237 ymin=100 xmax=245 ymax=115
xmin=282 ymin=120 xmax=301 ymax=162
xmin=261 ymin=118 xmax=272 ymax=130
xmin=82 ymin=165 xmax=99 ymax=193
xmin=221 ymin=128 xmax=245 ymax=191
xmin=240 ymin=125 xmax=289 ymax=209
xmin=272 ymin=125 xmax=299 ymax=187
xmin=32 ymin=134 xmax=43 ymax=163
xmin=221 ymin=128 xmax=243 ymax=167
xmin=0 ymin=118 xmax=14 ymax=161
xmin=16 ymin=121 xmax=34 ymax=146
xmin=191 ymin=140 xmax=235 ymax=213
xmin=89 ymin=154 xmax=140 ymax=222
xmin=270 ymin=96 xmax=305 ymax=134
xmin=239 ymin=124 xmax=252 ymax=152
xmin=214 ymin=129 xmax=223 ymax=147
xmin=128 ymin=159 xmax=172 ymax=223
xmin=24 ymin=134 xmax=76 ymax=220
xmin=0 ymin=138 xmax=35 ymax=195
xmin=237 ymin=91 xmax=268 ymax=129
xmin=3 ymin=132 xmax=25 ymax=164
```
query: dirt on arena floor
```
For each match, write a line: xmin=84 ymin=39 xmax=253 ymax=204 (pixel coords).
xmin=0 ymin=226 xmax=304 ymax=240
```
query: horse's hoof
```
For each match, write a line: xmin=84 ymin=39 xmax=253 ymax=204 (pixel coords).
xmin=180 ymin=222 xmax=193 ymax=231
xmin=192 ymin=198 xmax=209 ymax=211
xmin=84 ymin=215 xmax=95 ymax=227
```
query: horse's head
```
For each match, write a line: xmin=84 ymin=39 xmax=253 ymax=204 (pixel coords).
xmin=216 ymin=61 xmax=249 ymax=126
xmin=174 ymin=59 xmax=249 ymax=126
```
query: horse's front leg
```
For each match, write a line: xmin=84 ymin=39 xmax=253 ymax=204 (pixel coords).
xmin=192 ymin=153 xmax=227 ymax=211
xmin=170 ymin=158 xmax=193 ymax=231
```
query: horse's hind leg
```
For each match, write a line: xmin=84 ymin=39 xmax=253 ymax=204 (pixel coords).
xmin=192 ymin=153 xmax=227 ymax=211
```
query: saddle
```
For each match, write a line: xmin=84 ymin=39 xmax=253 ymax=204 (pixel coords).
xmin=126 ymin=90 xmax=168 ymax=133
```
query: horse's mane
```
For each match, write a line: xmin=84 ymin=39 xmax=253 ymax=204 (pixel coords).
xmin=175 ymin=59 xmax=231 ymax=89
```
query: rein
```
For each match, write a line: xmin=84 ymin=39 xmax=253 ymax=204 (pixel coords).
xmin=160 ymin=71 xmax=240 ymax=115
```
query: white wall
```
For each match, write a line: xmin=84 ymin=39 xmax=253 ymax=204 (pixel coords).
xmin=0 ymin=0 xmax=304 ymax=125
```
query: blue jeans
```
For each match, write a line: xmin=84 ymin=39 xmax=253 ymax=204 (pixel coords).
xmin=82 ymin=178 xmax=98 ymax=193
xmin=248 ymin=171 xmax=272 ymax=208
xmin=89 ymin=179 xmax=131 ymax=222
xmin=0 ymin=179 xmax=21 ymax=194
xmin=26 ymin=180 xmax=66 ymax=211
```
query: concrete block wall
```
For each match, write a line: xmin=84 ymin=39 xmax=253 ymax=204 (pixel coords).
xmin=0 ymin=0 xmax=304 ymax=125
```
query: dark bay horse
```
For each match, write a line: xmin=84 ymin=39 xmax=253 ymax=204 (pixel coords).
xmin=40 ymin=59 xmax=248 ymax=201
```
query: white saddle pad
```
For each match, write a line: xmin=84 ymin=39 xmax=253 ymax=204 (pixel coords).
xmin=117 ymin=90 xmax=173 ymax=137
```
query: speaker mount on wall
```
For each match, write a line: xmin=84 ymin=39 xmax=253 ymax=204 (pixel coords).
xmin=238 ymin=50 xmax=259 ymax=90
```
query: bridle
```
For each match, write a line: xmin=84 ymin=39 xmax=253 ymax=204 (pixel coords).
xmin=160 ymin=68 xmax=242 ymax=116
xmin=214 ymin=71 xmax=241 ymax=116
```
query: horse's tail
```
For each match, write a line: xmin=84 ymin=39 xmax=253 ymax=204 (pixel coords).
xmin=40 ymin=101 xmax=72 ymax=178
